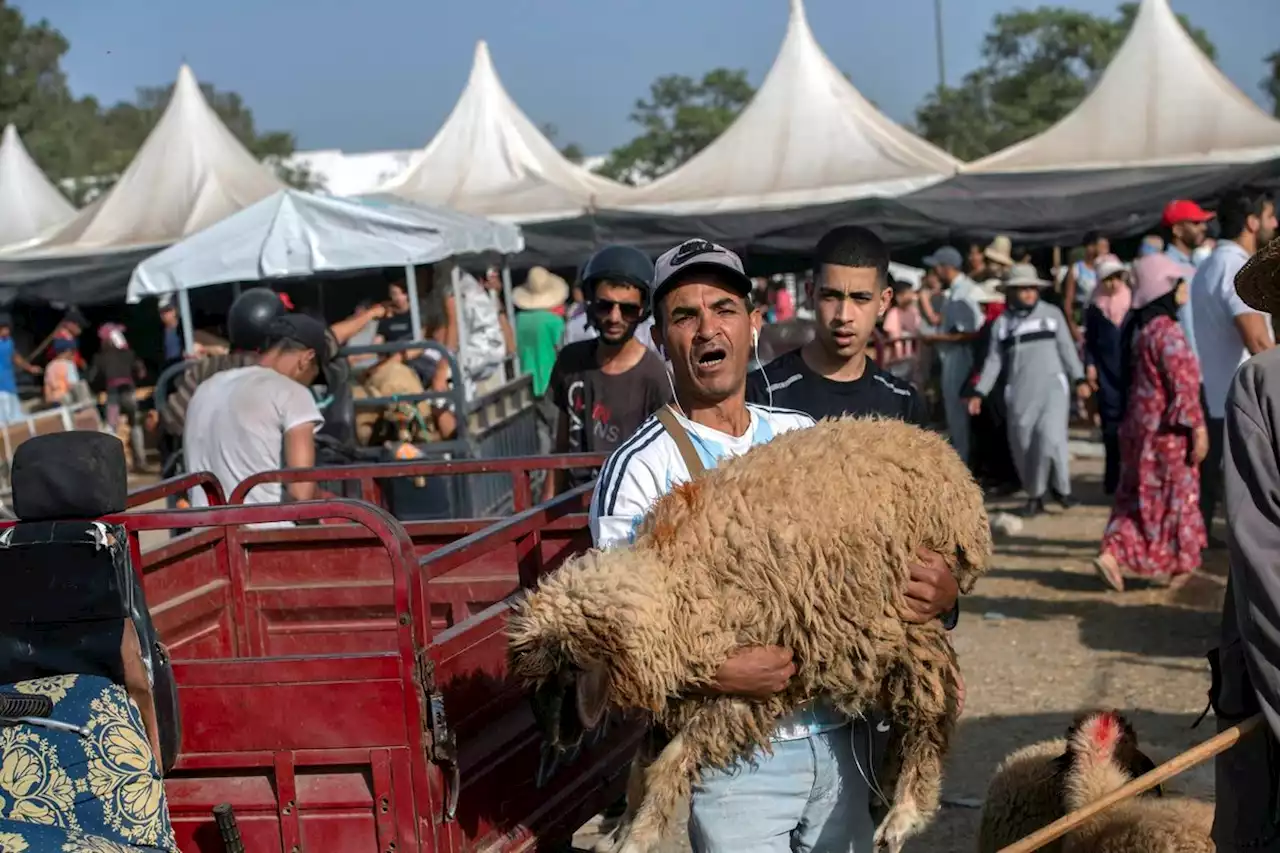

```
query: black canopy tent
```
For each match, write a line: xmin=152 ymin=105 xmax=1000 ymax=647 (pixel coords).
xmin=516 ymin=156 xmax=1280 ymax=273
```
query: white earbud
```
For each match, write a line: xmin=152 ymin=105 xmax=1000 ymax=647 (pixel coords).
xmin=752 ymin=327 xmax=760 ymax=351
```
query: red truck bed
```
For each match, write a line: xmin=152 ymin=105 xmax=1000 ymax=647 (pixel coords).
xmin=117 ymin=456 xmax=638 ymax=852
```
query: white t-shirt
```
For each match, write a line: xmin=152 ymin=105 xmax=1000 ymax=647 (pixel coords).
xmin=183 ymin=366 xmax=323 ymax=509
xmin=589 ymin=403 xmax=847 ymax=741
xmin=1190 ymin=241 xmax=1273 ymax=418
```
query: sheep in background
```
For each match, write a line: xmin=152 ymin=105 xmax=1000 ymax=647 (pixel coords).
xmin=977 ymin=738 xmax=1069 ymax=853
xmin=979 ymin=711 xmax=1199 ymax=853
xmin=508 ymin=417 xmax=992 ymax=853
xmin=1059 ymin=710 xmax=1211 ymax=852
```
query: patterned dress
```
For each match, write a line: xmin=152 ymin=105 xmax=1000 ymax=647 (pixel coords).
xmin=0 ymin=674 xmax=176 ymax=853
xmin=1100 ymin=315 xmax=1206 ymax=578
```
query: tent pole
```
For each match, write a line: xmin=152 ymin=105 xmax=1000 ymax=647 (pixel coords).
xmin=452 ymin=266 xmax=469 ymax=399
xmin=405 ymin=263 xmax=422 ymax=341
xmin=178 ymin=289 xmax=196 ymax=357
xmin=501 ymin=263 xmax=520 ymax=379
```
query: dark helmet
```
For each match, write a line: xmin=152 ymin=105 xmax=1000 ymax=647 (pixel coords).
xmin=580 ymin=245 xmax=654 ymax=313
xmin=227 ymin=287 xmax=287 ymax=352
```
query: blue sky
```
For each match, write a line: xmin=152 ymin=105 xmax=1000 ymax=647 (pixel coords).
xmin=21 ymin=0 xmax=1280 ymax=156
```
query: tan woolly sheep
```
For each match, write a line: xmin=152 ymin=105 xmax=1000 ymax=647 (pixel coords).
xmin=508 ymin=417 xmax=993 ymax=853
xmin=978 ymin=713 xmax=1170 ymax=853
xmin=1057 ymin=710 xmax=1212 ymax=853
xmin=977 ymin=738 xmax=1070 ymax=853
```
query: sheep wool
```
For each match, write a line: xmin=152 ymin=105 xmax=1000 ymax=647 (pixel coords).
xmin=977 ymin=738 xmax=1069 ymax=853
xmin=1059 ymin=711 xmax=1213 ymax=853
xmin=509 ymin=416 xmax=992 ymax=853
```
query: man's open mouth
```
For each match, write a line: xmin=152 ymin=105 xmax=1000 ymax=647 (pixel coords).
xmin=696 ymin=347 xmax=727 ymax=369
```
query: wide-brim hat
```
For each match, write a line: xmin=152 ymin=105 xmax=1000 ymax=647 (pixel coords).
xmin=998 ymin=263 xmax=1051 ymax=290
xmin=1236 ymin=235 xmax=1280 ymax=314
xmin=984 ymin=235 xmax=1014 ymax=268
xmin=512 ymin=266 xmax=570 ymax=311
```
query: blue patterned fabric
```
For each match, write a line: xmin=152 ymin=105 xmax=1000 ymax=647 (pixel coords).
xmin=0 ymin=675 xmax=175 ymax=852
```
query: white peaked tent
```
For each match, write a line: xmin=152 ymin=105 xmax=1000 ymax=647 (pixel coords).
xmin=9 ymin=64 xmax=283 ymax=255
xmin=969 ymin=0 xmax=1280 ymax=173
xmin=0 ymin=124 xmax=76 ymax=249
xmin=618 ymin=0 xmax=961 ymax=215
xmin=378 ymin=41 xmax=629 ymax=223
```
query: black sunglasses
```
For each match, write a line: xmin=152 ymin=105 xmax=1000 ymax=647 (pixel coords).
xmin=591 ymin=298 xmax=644 ymax=322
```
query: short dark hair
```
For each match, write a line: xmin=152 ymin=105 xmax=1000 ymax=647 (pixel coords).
xmin=814 ymin=226 xmax=890 ymax=287
xmin=1083 ymin=230 xmax=1103 ymax=247
xmin=1217 ymin=187 xmax=1274 ymax=241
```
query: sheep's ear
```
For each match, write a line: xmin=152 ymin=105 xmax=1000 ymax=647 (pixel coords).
xmin=576 ymin=661 xmax=610 ymax=730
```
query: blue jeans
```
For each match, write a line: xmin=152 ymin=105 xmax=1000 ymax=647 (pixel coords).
xmin=689 ymin=723 xmax=875 ymax=852
xmin=0 ymin=391 xmax=22 ymax=423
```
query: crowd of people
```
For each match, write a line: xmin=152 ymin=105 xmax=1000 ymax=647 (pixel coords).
xmin=496 ymin=189 xmax=1276 ymax=850
xmin=1 ymin=178 xmax=1277 ymax=848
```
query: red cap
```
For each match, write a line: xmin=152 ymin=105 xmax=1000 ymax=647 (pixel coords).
xmin=278 ymin=292 xmax=295 ymax=311
xmin=1161 ymin=199 xmax=1214 ymax=227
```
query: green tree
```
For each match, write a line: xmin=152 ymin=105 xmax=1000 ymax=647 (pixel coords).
xmin=598 ymin=68 xmax=755 ymax=184
xmin=539 ymin=121 xmax=586 ymax=164
xmin=1265 ymin=49 xmax=1280 ymax=118
xmin=0 ymin=5 xmax=99 ymax=195
xmin=914 ymin=3 xmax=1216 ymax=161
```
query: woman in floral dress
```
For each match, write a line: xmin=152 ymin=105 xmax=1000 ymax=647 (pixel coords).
xmin=1094 ymin=254 xmax=1210 ymax=591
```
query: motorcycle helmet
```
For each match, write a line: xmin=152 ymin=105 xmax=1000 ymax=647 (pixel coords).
xmin=227 ymin=287 xmax=287 ymax=352
xmin=579 ymin=245 xmax=654 ymax=319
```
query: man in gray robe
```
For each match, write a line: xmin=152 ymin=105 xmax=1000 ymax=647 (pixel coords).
xmin=923 ymin=246 xmax=985 ymax=465
xmin=970 ymin=264 xmax=1089 ymax=516
xmin=1215 ymin=236 xmax=1280 ymax=850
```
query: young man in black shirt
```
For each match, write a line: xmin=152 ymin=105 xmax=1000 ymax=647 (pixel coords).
xmin=746 ymin=226 xmax=956 ymax=624
xmin=746 ymin=226 xmax=927 ymax=426
xmin=542 ymin=245 xmax=671 ymax=501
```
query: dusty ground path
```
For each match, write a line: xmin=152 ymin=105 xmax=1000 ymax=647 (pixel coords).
xmin=575 ymin=452 xmax=1226 ymax=853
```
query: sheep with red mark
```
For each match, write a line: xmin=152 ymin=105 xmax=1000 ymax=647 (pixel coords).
xmin=978 ymin=710 xmax=1209 ymax=853
xmin=507 ymin=417 xmax=992 ymax=853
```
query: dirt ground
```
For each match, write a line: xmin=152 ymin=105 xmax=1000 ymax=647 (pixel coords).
xmin=574 ymin=450 xmax=1226 ymax=853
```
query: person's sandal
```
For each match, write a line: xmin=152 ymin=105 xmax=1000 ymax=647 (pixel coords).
xmin=1092 ymin=554 xmax=1125 ymax=592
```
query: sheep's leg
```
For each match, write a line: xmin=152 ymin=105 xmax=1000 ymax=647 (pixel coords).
xmin=594 ymin=733 xmax=655 ymax=853
xmin=871 ymin=628 xmax=959 ymax=853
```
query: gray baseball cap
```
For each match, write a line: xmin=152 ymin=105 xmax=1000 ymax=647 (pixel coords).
xmin=922 ymin=246 xmax=964 ymax=270
xmin=651 ymin=238 xmax=754 ymax=307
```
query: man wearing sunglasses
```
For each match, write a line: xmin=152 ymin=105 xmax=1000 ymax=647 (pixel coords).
xmin=542 ymin=245 xmax=672 ymax=501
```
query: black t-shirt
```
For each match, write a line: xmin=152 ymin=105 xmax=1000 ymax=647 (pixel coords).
xmin=548 ymin=341 xmax=672 ymax=488
xmin=376 ymin=312 xmax=414 ymax=343
xmin=746 ymin=350 xmax=927 ymax=425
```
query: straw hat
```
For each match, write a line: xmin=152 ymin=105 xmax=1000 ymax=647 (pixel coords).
xmin=999 ymin=263 xmax=1051 ymax=290
xmin=984 ymin=235 xmax=1014 ymax=268
xmin=1236 ymin=235 xmax=1280 ymax=314
xmin=512 ymin=266 xmax=570 ymax=311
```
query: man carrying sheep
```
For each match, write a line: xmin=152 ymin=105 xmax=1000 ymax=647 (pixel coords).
xmin=591 ymin=237 xmax=960 ymax=853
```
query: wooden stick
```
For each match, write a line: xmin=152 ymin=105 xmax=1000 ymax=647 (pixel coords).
xmin=998 ymin=713 xmax=1264 ymax=853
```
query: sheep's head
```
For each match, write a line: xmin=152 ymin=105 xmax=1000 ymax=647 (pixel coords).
xmin=1056 ymin=710 xmax=1163 ymax=810
xmin=508 ymin=547 xmax=678 ymax=747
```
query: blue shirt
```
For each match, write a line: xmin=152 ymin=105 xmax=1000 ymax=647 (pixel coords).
xmin=1167 ymin=244 xmax=1201 ymax=359
xmin=163 ymin=328 xmax=183 ymax=362
xmin=0 ymin=338 xmax=18 ymax=395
